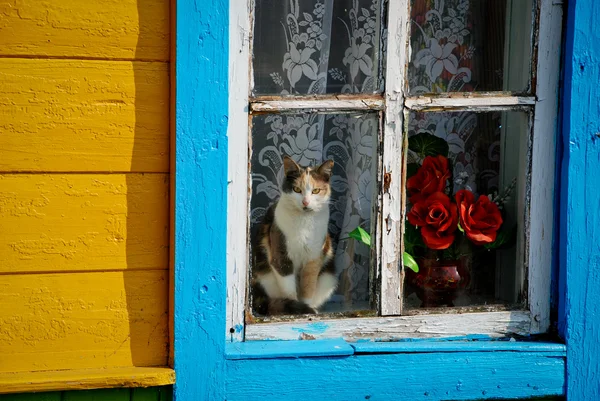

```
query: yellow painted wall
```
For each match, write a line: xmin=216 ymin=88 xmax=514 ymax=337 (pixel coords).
xmin=0 ymin=0 xmax=171 ymax=375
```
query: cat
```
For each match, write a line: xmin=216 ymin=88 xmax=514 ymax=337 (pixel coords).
xmin=251 ymin=155 xmax=338 ymax=315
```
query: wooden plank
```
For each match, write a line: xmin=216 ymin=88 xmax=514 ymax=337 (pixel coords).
xmin=378 ymin=0 xmax=410 ymax=316
xmin=245 ymin=312 xmax=531 ymax=341
xmin=0 ymin=0 xmax=169 ymax=61
xmin=527 ymin=0 xmax=564 ymax=334
xmin=173 ymin=0 xmax=229 ymax=397
xmin=250 ymin=97 xmax=384 ymax=113
xmin=0 ymin=271 xmax=169 ymax=374
xmin=225 ymin=338 xmax=353 ymax=360
xmin=226 ymin=351 xmax=565 ymax=400
xmin=560 ymin=0 xmax=600 ymax=399
xmin=226 ymin=0 xmax=251 ymax=342
xmin=0 ymin=370 xmax=173 ymax=395
xmin=0 ymin=174 xmax=168 ymax=273
xmin=0 ymin=59 xmax=169 ymax=173
xmin=405 ymin=95 xmax=536 ymax=110
xmin=351 ymin=341 xmax=567 ymax=355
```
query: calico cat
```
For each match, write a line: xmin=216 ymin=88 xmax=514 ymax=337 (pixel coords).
xmin=251 ymin=156 xmax=338 ymax=315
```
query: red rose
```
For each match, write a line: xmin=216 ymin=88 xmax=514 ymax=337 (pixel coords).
xmin=407 ymin=155 xmax=451 ymax=205
xmin=407 ymin=192 xmax=458 ymax=250
xmin=455 ymin=190 xmax=503 ymax=245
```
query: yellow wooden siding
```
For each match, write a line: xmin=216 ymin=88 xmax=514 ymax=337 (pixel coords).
xmin=0 ymin=0 xmax=169 ymax=61
xmin=0 ymin=0 xmax=171 ymax=384
xmin=0 ymin=174 xmax=168 ymax=274
xmin=0 ymin=59 xmax=169 ymax=173
xmin=0 ymin=270 xmax=169 ymax=373
xmin=0 ymin=367 xmax=175 ymax=394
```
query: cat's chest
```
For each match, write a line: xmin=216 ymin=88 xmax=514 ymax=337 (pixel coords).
xmin=275 ymin=210 xmax=327 ymax=267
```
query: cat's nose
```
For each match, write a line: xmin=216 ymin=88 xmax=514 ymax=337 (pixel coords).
xmin=302 ymin=199 xmax=310 ymax=207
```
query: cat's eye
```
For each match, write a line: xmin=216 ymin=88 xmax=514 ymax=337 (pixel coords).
xmin=293 ymin=186 xmax=302 ymax=193
xmin=311 ymin=189 xmax=321 ymax=194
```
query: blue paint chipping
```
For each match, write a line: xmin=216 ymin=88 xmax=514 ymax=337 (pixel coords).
xmin=174 ymin=0 xmax=228 ymax=400
xmin=225 ymin=338 xmax=353 ymax=360
xmin=225 ymin=351 xmax=565 ymax=401
xmin=559 ymin=0 xmax=600 ymax=399
xmin=290 ymin=321 xmax=329 ymax=335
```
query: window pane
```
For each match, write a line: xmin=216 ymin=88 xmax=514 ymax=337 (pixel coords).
xmin=252 ymin=0 xmax=386 ymax=96
xmin=250 ymin=113 xmax=378 ymax=316
xmin=408 ymin=0 xmax=533 ymax=94
xmin=403 ymin=110 xmax=528 ymax=310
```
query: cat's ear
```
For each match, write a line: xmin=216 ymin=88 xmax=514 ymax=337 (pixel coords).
xmin=282 ymin=155 xmax=300 ymax=176
xmin=316 ymin=159 xmax=334 ymax=181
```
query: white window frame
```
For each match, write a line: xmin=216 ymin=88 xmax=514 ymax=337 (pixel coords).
xmin=226 ymin=0 xmax=563 ymax=342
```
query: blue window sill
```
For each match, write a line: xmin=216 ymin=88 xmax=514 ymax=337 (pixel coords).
xmin=225 ymin=338 xmax=566 ymax=360
xmin=225 ymin=339 xmax=566 ymax=400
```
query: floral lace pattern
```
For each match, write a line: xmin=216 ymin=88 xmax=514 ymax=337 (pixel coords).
xmin=253 ymin=0 xmax=384 ymax=95
xmin=250 ymin=0 xmax=519 ymax=309
xmin=251 ymin=113 xmax=376 ymax=308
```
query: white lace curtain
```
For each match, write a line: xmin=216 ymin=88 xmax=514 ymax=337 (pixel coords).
xmin=250 ymin=0 xmax=513 ymax=310
xmin=251 ymin=0 xmax=384 ymax=310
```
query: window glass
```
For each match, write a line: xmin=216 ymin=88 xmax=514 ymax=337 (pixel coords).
xmin=403 ymin=110 xmax=528 ymax=310
xmin=408 ymin=0 xmax=533 ymax=94
xmin=250 ymin=112 xmax=378 ymax=315
xmin=252 ymin=0 xmax=386 ymax=95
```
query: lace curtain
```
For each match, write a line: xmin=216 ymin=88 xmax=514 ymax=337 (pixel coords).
xmin=250 ymin=0 xmax=510 ymax=310
xmin=251 ymin=0 xmax=384 ymax=310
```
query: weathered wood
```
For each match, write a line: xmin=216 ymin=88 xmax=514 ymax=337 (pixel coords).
xmin=405 ymin=95 xmax=536 ymax=110
xmin=0 ymin=271 xmax=169 ymax=373
xmin=245 ymin=311 xmax=531 ymax=341
xmin=173 ymin=0 xmax=229 ymax=398
xmin=351 ymin=341 xmax=566 ymax=355
xmin=226 ymin=351 xmax=565 ymax=400
xmin=377 ymin=0 xmax=410 ymax=316
xmin=527 ymin=0 xmax=564 ymax=334
xmin=226 ymin=0 xmax=251 ymax=342
xmin=0 ymin=59 xmax=169 ymax=173
xmin=250 ymin=97 xmax=384 ymax=113
xmin=0 ymin=0 xmax=169 ymax=60
xmin=560 ymin=0 xmax=600 ymax=399
xmin=0 ymin=174 xmax=169 ymax=273
xmin=225 ymin=338 xmax=353 ymax=360
xmin=0 ymin=369 xmax=174 ymax=395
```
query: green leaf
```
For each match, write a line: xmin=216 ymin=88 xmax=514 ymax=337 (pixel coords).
xmin=408 ymin=133 xmax=449 ymax=158
xmin=403 ymin=252 xmax=419 ymax=273
xmin=457 ymin=222 xmax=464 ymax=233
xmin=484 ymin=225 xmax=517 ymax=250
xmin=348 ymin=227 xmax=371 ymax=247
xmin=407 ymin=162 xmax=420 ymax=179
xmin=404 ymin=223 xmax=424 ymax=254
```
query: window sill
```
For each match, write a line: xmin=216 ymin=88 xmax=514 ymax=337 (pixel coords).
xmin=225 ymin=338 xmax=566 ymax=360
xmin=225 ymin=340 xmax=566 ymax=400
xmin=0 ymin=367 xmax=175 ymax=394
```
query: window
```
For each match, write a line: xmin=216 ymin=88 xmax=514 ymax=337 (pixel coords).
xmin=227 ymin=0 xmax=561 ymax=342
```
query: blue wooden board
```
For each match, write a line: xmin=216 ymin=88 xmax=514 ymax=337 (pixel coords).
xmin=226 ymin=351 xmax=565 ymax=401
xmin=351 ymin=341 xmax=566 ymax=355
xmin=173 ymin=0 xmax=229 ymax=400
xmin=225 ymin=338 xmax=354 ymax=360
xmin=559 ymin=0 xmax=600 ymax=399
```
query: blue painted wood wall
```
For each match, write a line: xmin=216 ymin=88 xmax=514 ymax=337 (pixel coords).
xmin=559 ymin=0 xmax=600 ymax=399
xmin=172 ymin=0 xmax=600 ymax=399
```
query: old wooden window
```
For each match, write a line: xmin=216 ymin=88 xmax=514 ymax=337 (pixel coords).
xmin=227 ymin=0 xmax=562 ymax=341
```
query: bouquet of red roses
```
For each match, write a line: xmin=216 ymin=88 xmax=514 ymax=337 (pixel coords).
xmin=403 ymin=133 xmax=516 ymax=269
